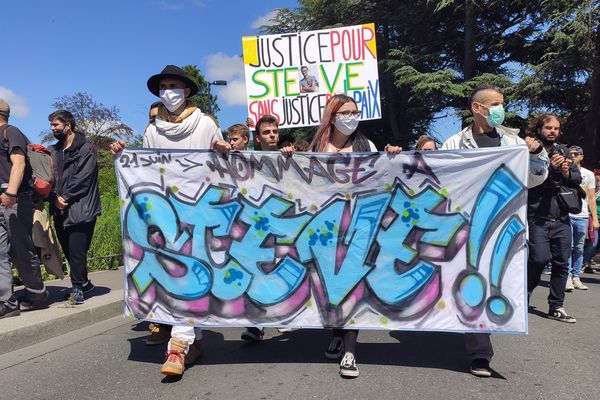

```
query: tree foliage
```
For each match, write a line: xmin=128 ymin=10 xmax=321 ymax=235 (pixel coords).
xmin=43 ymin=92 xmax=133 ymax=149
xmin=182 ymin=64 xmax=220 ymax=118
xmin=262 ymin=0 xmax=599 ymax=165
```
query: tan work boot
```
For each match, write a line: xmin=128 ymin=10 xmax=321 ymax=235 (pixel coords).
xmin=572 ymin=277 xmax=588 ymax=290
xmin=185 ymin=339 xmax=203 ymax=365
xmin=161 ymin=338 xmax=188 ymax=376
xmin=565 ymin=276 xmax=574 ymax=292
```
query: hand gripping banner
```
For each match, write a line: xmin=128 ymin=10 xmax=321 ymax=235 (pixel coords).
xmin=116 ymin=146 xmax=529 ymax=333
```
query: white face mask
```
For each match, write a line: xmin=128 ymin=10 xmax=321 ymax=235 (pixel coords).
xmin=334 ymin=115 xmax=359 ymax=136
xmin=160 ymin=88 xmax=186 ymax=112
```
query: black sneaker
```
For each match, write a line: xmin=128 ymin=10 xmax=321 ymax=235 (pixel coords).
xmin=0 ymin=302 xmax=20 ymax=319
xmin=82 ymin=280 xmax=95 ymax=295
xmin=339 ymin=352 xmax=359 ymax=378
xmin=470 ymin=358 xmax=492 ymax=377
xmin=324 ymin=336 xmax=344 ymax=359
xmin=64 ymin=281 xmax=95 ymax=301
xmin=241 ymin=327 xmax=264 ymax=341
xmin=18 ymin=289 xmax=49 ymax=311
xmin=548 ymin=307 xmax=576 ymax=323
xmin=71 ymin=287 xmax=84 ymax=305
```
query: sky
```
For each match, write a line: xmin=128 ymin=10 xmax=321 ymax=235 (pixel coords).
xmin=1 ymin=0 xmax=459 ymax=144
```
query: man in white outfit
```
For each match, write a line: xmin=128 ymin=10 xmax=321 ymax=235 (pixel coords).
xmin=110 ymin=65 xmax=231 ymax=376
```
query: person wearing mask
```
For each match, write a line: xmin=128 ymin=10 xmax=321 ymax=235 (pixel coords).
xmin=441 ymin=84 xmax=548 ymax=378
xmin=110 ymin=65 xmax=231 ymax=377
xmin=48 ymin=110 xmax=101 ymax=304
xmin=286 ymin=94 xmax=401 ymax=378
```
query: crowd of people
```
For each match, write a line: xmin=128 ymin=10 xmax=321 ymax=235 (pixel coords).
xmin=1 ymin=64 xmax=598 ymax=381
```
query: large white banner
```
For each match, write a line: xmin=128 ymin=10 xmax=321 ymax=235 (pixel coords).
xmin=242 ymin=23 xmax=381 ymax=128
xmin=117 ymin=146 xmax=529 ymax=333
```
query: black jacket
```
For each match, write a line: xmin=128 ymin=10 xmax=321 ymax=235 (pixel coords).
xmin=527 ymin=144 xmax=582 ymax=220
xmin=49 ymin=133 xmax=101 ymax=226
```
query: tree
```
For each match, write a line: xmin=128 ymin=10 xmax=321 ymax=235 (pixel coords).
xmin=43 ymin=92 xmax=133 ymax=149
xmin=262 ymin=0 xmax=599 ymax=163
xmin=182 ymin=64 xmax=220 ymax=118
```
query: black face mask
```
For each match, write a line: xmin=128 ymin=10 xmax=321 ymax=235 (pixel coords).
xmin=53 ymin=130 xmax=66 ymax=141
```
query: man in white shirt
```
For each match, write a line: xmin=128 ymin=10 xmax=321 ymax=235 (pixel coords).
xmin=566 ymin=145 xmax=598 ymax=291
xmin=110 ymin=65 xmax=230 ymax=377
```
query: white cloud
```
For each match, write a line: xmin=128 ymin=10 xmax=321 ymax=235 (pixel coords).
xmin=251 ymin=9 xmax=278 ymax=30
xmin=204 ymin=53 xmax=247 ymax=107
xmin=216 ymin=80 xmax=247 ymax=107
xmin=205 ymin=53 xmax=244 ymax=81
xmin=0 ymin=86 xmax=29 ymax=118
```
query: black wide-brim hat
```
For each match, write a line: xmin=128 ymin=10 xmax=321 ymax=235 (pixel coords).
xmin=147 ymin=65 xmax=199 ymax=97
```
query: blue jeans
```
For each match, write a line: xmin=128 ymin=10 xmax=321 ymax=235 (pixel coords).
xmin=584 ymin=228 xmax=598 ymax=263
xmin=569 ymin=217 xmax=588 ymax=277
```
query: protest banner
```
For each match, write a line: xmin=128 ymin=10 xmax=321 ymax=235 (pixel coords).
xmin=242 ymin=23 xmax=381 ymax=128
xmin=117 ymin=146 xmax=529 ymax=333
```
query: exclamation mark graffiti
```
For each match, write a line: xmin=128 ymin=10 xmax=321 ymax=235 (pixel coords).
xmin=454 ymin=166 xmax=524 ymax=320
xmin=486 ymin=216 xmax=525 ymax=324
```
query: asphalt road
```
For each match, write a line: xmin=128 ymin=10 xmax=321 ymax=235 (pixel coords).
xmin=1 ymin=274 xmax=599 ymax=400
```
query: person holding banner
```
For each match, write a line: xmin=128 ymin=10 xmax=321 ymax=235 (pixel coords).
xmin=226 ymin=124 xmax=250 ymax=151
xmin=414 ymin=135 xmax=437 ymax=151
xmin=109 ymin=64 xmax=231 ymax=377
xmin=441 ymin=84 xmax=548 ymax=378
xmin=304 ymin=94 xmax=401 ymax=378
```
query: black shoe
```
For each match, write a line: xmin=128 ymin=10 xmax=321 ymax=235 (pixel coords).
xmin=470 ymin=358 xmax=492 ymax=377
xmin=64 ymin=281 xmax=95 ymax=301
xmin=82 ymin=280 xmax=95 ymax=295
xmin=548 ymin=307 xmax=576 ymax=323
xmin=0 ymin=302 xmax=20 ymax=319
xmin=18 ymin=289 xmax=49 ymax=311
xmin=241 ymin=327 xmax=264 ymax=341
xmin=324 ymin=336 xmax=344 ymax=359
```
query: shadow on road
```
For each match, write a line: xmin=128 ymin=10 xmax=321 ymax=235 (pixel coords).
xmin=125 ymin=323 xmax=503 ymax=376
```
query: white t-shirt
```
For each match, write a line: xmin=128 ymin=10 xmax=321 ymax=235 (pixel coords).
xmin=571 ymin=167 xmax=596 ymax=218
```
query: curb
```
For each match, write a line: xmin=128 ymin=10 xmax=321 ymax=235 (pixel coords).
xmin=0 ymin=268 xmax=125 ymax=355
xmin=0 ymin=290 xmax=123 ymax=355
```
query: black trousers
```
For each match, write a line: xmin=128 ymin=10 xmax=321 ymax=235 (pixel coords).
xmin=54 ymin=217 xmax=96 ymax=289
xmin=332 ymin=329 xmax=358 ymax=354
xmin=527 ymin=217 xmax=571 ymax=310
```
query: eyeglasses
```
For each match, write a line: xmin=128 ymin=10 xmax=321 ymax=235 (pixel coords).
xmin=570 ymin=152 xmax=581 ymax=156
xmin=336 ymin=110 xmax=360 ymax=117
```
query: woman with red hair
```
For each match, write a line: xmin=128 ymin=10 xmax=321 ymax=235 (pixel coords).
xmin=308 ymin=94 xmax=401 ymax=378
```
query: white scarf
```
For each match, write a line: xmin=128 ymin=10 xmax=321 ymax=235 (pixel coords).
xmin=155 ymin=109 xmax=204 ymax=141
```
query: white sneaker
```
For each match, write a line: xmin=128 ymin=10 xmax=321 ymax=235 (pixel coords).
xmin=565 ymin=276 xmax=574 ymax=292
xmin=572 ymin=277 xmax=588 ymax=290
xmin=339 ymin=352 xmax=359 ymax=378
xmin=277 ymin=328 xmax=297 ymax=333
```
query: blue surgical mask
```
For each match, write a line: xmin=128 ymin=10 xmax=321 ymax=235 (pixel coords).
xmin=480 ymin=104 xmax=505 ymax=128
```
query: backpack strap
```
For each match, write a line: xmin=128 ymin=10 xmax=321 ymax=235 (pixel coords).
xmin=2 ymin=124 xmax=9 ymax=152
